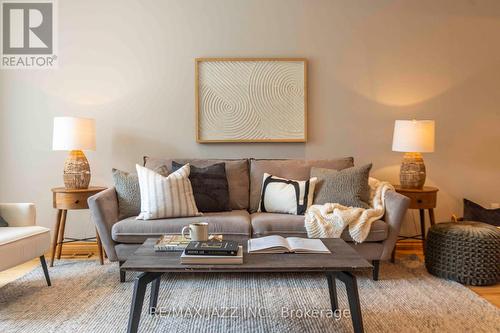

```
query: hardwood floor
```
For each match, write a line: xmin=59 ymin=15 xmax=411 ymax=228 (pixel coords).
xmin=0 ymin=242 xmax=99 ymax=288
xmin=393 ymin=240 xmax=500 ymax=307
xmin=1 ymin=241 xmax=498 ymax=307
xmin=0 ymin=258 xmax=40 ymax=288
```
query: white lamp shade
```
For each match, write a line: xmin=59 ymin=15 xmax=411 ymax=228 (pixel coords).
xmin=392 ymin=120 xmax=435 ymax=153
xmin=52 ymin=117 xmax=96 ymax=151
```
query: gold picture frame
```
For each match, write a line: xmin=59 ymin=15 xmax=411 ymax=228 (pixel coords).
xmin=195 ymin=58 xmax=308 ymax=143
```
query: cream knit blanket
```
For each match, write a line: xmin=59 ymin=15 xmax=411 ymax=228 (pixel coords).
xmin=305 ymin=178 xmax=394 ymax=243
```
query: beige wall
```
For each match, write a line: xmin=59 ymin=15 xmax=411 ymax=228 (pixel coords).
xmin=1 ymin=0 xmax=499 ymax=238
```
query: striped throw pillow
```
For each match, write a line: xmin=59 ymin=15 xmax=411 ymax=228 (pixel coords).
xmin=136 ymin=163 xmax=201 ymax=220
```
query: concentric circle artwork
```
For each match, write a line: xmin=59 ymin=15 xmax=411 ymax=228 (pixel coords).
xmin=196 ymin=58 xmax=307 ymax=142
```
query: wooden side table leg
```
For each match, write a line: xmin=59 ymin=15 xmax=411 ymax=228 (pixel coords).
xmin=419 ymin=209 xmax=426 ymax=246
xmin=50 ymin=210 xmax=62 ymax=267
xmin=96 ymin=228 xmax=104 ymax=265
xmin=428 ymin=209 xmax=436 ymax=226
xmin=56 ymin=210 xmax=67 ymax=260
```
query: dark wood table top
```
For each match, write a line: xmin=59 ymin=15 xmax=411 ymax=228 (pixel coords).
xmin=122 ymin=238 xmax=372 ymax=273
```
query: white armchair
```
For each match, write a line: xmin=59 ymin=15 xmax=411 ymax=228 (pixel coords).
xmin=0 ymin=203 xmax=51 ymax=286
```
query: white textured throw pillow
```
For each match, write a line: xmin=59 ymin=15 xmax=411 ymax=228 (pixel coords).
xmin=136 ymin=163 xmax=201 ymax=220
xmin=258 ymin=173 xmax=317 ymax=215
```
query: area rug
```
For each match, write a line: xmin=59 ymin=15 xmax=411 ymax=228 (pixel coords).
xmin=0 ymin=256 xmax=498 ymax=333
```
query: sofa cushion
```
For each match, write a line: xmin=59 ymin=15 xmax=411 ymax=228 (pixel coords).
xmin=249 ymin=158 xmax=354 ymax=212
xmin=0 ymin=226 xmax=50 ymax=246
xmin=250 ymin=212 xmax=388 ymax=242
xmin=0 ymin=227 xmax=50 ymax=271
xmin=144 ymin=157 xmax=249 ymax=211
xmin=112 ymin=210 xmax=251 ymax=243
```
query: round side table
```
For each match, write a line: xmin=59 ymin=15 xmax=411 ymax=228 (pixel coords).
xmin=50 ymin=186 xmax=107 ymax=267
xmin=391 ymin=185 xmax=439 ymax=262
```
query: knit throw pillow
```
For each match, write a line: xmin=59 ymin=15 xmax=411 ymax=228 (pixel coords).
xmin=311 ymin=164 xmax=372 ymax=209
xmin=112 ymin=165 xmax=169 ymax=219
xmin=258 ymin=173 xmax=317 ymax=215
xmin=136 ymin=163 xmax=201 ymax=220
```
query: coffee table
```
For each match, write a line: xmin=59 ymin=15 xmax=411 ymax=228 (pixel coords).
xmin=122 ymin=238 xmax=372 ymax=333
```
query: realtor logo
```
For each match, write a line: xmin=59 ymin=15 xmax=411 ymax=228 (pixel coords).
xmin=1 ymin=0 xmax=57 ymax=68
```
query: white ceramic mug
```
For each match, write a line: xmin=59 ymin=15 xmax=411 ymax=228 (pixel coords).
xmin=181 ymin=222 xmax=209 ymax=241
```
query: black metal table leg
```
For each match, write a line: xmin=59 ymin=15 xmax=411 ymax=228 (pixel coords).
xmin=39 ymin=255 xmax=51 ymax=286
xmin=127 ymin=272 xmax=162 ymax=333
xmin=149 ymin=276 xmax=161 ymax=315
xmin=326 ymin=272 xmax=338 ymax=311
xmin=337 ymin=271 xmax=364 ymax=333
xmin=372 ymin=260 xmax=380 ymax=281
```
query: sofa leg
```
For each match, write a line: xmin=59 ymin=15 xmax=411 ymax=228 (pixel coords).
xmin=39 ymin=255 xmax=51 ymax=286
xmin=372 ymin=260 xmax=380 ymax=281
xmin=119 ymin=261 xmax=126 ymax=283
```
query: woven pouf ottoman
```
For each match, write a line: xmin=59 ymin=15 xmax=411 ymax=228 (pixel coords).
xmin=425 ymin=221 xmax=500 ymax=286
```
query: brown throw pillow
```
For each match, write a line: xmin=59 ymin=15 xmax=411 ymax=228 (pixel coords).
xmin=311 ymin=164 xmax=372 ymax=209
xmin=463 ymin=199 xmax=500 ymax=226
xmin=172 ymin=161 xmax=231 ymax=212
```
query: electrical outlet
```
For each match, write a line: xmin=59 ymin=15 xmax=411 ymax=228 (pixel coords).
xmin=491 ymin=203 xmax=500 ymax=209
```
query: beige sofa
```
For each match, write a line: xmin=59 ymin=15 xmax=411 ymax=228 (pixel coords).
xmin=89 ymin=157 xmax=410 ymax=281
xmin=0 ymin=203 xmax=51 ymax=286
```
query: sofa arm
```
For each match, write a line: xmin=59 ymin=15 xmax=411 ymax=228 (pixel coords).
xmin=380 ymin=191 xmax=410 ymax=260
xmin=88 ymin=188 xmax=119 ymax=261
xmin=0 ymin=203 xmax=36 ymax=227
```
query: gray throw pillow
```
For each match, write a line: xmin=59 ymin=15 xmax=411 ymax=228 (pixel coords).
xmin=311 ymin=164 xmax=372 ymax=209
xmin=0 ymin=216 xmax=8 ymax=227
xmin=112 ymin=165 xmax=169 ymax=219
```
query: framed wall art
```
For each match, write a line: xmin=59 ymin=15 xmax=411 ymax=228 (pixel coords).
xmin=195 ymin=58 xmax=307 ymax=143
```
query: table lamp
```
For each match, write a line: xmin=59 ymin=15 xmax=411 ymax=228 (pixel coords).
xmin=392 ymin=120 xmax=435 ymax=189
xmin=52 ymin=117 xmax=96 ymax=189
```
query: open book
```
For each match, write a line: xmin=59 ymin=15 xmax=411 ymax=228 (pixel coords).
xmin=248 ymin=235 xmax=331 ymax=254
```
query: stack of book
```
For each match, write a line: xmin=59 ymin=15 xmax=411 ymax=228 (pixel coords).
xmin=154 ymin=235 xmax=190 ymax=252
xmin=180 ymin=240 xmax=243 ymax=264
xmin=154 ymin=234 xmax=225 ymax=252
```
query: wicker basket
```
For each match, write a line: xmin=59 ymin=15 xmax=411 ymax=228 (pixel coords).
xmin=425 ymin=221 xmax=500 ymax=286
